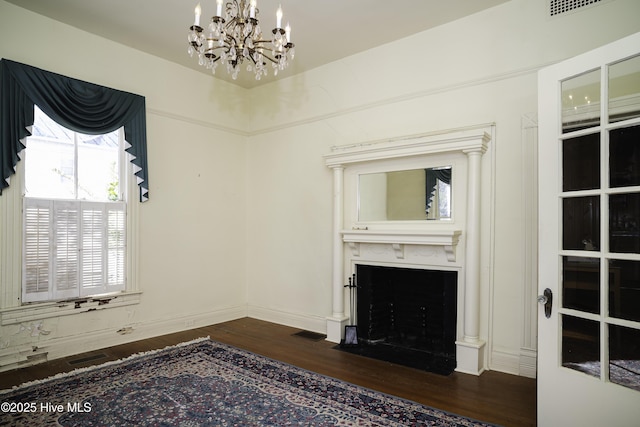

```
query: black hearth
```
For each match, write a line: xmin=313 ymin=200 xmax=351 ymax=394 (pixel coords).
xmin=339 ymin=264 xmax=457 ymax=375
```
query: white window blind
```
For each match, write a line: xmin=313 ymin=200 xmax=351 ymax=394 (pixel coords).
xmin=23 ymin=199 xmax=51 ymax=299
xmin=54 ymin=200 xmax=80 ymax=299
xmin=23 ymin=198 xmax=126 ymax=302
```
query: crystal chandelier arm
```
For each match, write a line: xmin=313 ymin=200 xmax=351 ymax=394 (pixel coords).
xmin=258 ymin=54 xmax=279 ymax=65
xmin=202 ymin=36 xmax=231 ymax=53
xmin=245 ymin=47 xmax=273 ymax=65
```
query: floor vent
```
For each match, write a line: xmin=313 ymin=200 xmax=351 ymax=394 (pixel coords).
xmin=550 ymin=0 xmax=603 ymax=16
xmin=67 ymin=353 xmax=108 ymax=366
xmin=293 ymin=330 xmax=326 ymax=341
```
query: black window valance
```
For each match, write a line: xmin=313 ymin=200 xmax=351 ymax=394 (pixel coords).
xmin=0 ymin=59 xmax=149 ymax=201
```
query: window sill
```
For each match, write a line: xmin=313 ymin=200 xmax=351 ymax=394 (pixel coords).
xmin=0 ymin=292 xmax=142 ymax=326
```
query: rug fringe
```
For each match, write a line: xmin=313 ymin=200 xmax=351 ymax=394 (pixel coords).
xmin=0 ymin=336 xmax=211 ymax=394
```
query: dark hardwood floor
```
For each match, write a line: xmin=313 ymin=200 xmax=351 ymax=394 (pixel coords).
xmin=0 ymin=317 xmax=536 ymax=426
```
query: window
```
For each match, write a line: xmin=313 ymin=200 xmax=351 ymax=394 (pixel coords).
xmin=0 ymin=60 xmax=146 ymax=318
xmin=22 ymin=107 xmax=127 ymax=303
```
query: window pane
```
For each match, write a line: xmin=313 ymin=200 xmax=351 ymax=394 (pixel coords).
xmin=563 ymin=257 xmax=600 ymax=314
xmin=609 ymin=324 xmax=640 ymax=392
xmin=25 ymin=138 xmax=75 ymax=199
xmin=77 ymin=131 xmax=120 ymax=201
xmin=562 ymin=69 xmax=600 ymax=133
xmin=610 ymin=125 xmax=640 ymax=188
xmin=562 ymin=315 xmax=600 ymax=378
xmin=31 ymin=106 xmax=73 ymax=140
xmin=563 ymin=133 xmax=600 ymax=191
xmin=609 ymin=55 xmax=640 ymax=124
xmin=563 ymin=196 xmax=600 ymax=251
xmin=609 ymin=259 xmax=640 ymax=322
xmin=26 ymin=108 xmax=121 ymax=202
xmin=609 ymin=193 xmax=640 ymax=253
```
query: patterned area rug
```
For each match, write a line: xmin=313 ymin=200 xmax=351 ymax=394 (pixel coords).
xmin=1 ymin=338 xmax=499 ymax=426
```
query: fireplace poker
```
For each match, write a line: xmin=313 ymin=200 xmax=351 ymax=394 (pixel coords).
xmin=342 ymin=274 xmax=359 ymax=346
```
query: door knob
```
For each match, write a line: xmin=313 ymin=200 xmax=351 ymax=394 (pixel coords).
xmin=538 ymin=288 xmax=553 ymax=319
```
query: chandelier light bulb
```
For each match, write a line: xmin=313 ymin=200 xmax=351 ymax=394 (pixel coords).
xmin=216 ymin=0 xmax=223 ymax=17
xmin=276 ymin=5 xmax=283 ymax=28
xmin=194 ymin=3 xmax=202 ymax=26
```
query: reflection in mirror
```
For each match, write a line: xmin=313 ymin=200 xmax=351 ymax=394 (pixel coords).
xmin=561 ymin=68 xmax=600 ymax=133
xmin=358 ymin=167 xmax=451 ymax=221
xmin=609 ymin=54 xmax=640 ymax=123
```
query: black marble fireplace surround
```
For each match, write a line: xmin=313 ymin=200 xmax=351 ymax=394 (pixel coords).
xmin=339 ymin=264 xmax=457 ymax=375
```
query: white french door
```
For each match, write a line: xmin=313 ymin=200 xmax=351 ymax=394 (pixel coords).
xmin=538 ymin=32 xmax=640 ymax=426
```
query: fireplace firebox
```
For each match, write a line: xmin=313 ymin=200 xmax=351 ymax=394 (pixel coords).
xmin=342 ymin=264 xmax=457 ymax=375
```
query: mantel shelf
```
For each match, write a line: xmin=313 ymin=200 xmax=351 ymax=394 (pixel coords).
xmin=341 ymin=229 xmax=462 ymax=261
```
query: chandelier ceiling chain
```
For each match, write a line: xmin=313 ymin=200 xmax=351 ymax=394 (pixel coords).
xmin=187 ymin=0 xmax=295 ymax=81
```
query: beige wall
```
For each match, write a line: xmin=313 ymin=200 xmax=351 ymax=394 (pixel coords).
xmin=1 ymin=0 xmax=640 ymax=375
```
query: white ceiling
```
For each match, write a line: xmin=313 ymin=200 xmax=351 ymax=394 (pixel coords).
xmin=5 ymin=0 xmax=508 ymax=89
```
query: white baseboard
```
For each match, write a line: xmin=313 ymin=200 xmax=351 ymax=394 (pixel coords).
xmin=0 ymin=304 xmax=247 ymax=373
xmin=490 ymin=348 xmax=521 ymax=376
xmin=247 ymin=305 xmax=327 ymax=335
xmin=489 ymin=347 xmax=537 ymax=378
xmin=519 ymin=347 xmax=537 ymax=378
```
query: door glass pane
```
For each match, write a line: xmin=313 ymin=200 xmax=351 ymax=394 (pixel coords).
xmin=563 ymin=257 xmax=600 ymax=314
xmin=609 ymin=324 xmax=640 ymax=392
xmin=563 ymin=196 xmax=600 ymax=251
xmin=563 ymin=133 xmax=600 ymax=191
xmin=610 ymin=125 xmax=640 ymax=188
xmin=609 ymin=260 xmax=640 ymax=322
xmin=562 ymin=315 xmax=600 ymax=378
xmin=610 ymin=193 xmax=640 ymax=253
xmin=562 ymin=69 xmax=601 ymax=133
xmin=609 ymin=55 xmax=640 ymax=123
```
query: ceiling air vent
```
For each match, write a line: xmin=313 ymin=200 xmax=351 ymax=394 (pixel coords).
xmin=550 ymin=0 xmax=603 ymax=16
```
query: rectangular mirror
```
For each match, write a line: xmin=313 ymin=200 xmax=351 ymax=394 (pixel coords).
xmin=358 ymin=167 xmax=451 ymax=221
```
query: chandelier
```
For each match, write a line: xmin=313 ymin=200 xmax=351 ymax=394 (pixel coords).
xmin=187 ymin=0 xmax=295 ymax=81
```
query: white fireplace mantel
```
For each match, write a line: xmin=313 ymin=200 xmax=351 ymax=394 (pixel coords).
xmin=324 ymin=125 xmax=492 ymax=376
xmin=342 ymin=229 xmax=461 ymax=261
